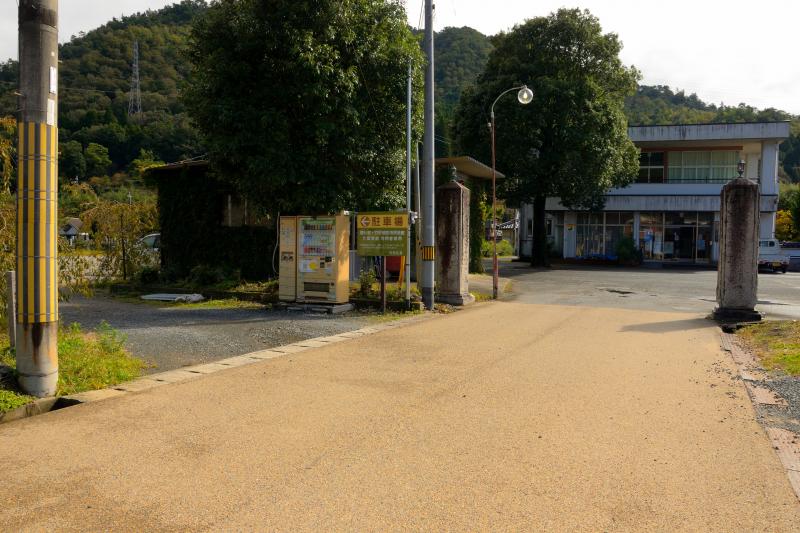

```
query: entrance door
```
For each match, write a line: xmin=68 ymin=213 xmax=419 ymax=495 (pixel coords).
xmin=664 ymin=226 xmax=696 ymax=261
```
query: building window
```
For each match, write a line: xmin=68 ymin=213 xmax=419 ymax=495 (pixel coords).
xmin=637 ymin=152 xmax=665 ymax=183
xmin=667 ymin=151 xmax=739 ymax=183
xmin=575 ymin=212 xmax=633 ymax=259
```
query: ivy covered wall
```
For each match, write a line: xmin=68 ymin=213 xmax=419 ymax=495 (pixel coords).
xmin=149 ymin=164 xmax=276 ymax=280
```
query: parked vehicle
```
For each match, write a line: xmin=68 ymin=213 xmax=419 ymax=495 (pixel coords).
xmin=138 ymin=233 xmax=160 ymax=251
xmin=758 ymin=239 xmax=789 ymax=273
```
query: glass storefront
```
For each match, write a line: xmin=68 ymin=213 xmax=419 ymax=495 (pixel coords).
xmin=564 ymin=211 xmax=717 ymax=262
xmin=575 ymin=212 xmax=633 ymax=259
xmin=640 ymin=211 xmax=715 ymax=263
xmin=639 ymin=212 xmax=664 ymax=260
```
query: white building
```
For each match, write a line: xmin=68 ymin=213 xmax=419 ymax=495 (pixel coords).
xmin=518 ymin=122 xmax=790 ymax=264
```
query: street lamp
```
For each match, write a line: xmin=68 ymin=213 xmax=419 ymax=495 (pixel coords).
xmin=489 ymin=85 xmax=533 ymax=299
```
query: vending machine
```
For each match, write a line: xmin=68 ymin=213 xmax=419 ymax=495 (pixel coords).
xmin=278 ymin=215 xmax=350 ymax=304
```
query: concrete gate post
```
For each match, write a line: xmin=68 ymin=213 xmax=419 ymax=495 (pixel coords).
xmin=435 ymin=180 xmax=474 ymax=305
xmin=713 ymin=177 xmax=761 ymax=322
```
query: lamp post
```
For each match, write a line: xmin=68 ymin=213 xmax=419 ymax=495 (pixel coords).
xmin=489 ymin=85 xmax=533 ymax=299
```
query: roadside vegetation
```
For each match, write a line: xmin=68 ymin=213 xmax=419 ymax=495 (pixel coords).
xmin=0 ymin=323 xmax=145 ymax=413
xmin=171 ymin=298 xmax=264 ymax=310
xmin=739 ymin=321 xmax=800 ymax=376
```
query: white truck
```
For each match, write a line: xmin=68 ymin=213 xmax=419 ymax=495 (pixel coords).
xmin=758 ymin=238 xmax=789 ymax=273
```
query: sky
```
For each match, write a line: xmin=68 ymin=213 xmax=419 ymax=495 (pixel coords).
xmin=1 ymin=0 xmax=798 ymax=113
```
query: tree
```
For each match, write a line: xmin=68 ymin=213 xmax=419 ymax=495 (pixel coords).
xmin=776 ymin=210 xmax=797 ymax=242
xmin=0 ymin=117 xmax=15 ymax=189
xmin=454 ymin=9 xmax=639 ymax=266
xmin=0 ymin=118 xmax=16 ymax=325
xmin=129 ymin=149 xmax=164 ymax=179
xmin=59 ymin=140 xmax=87 ymax=180
xmin=184 ymin=0 xmax=424 ymax=214
xmin=85 ymin=143 xmax=112 ymax=177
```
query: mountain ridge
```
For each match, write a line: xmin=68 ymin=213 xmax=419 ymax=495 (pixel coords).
xmin=0 ymin=2 xmax=797 ymax=181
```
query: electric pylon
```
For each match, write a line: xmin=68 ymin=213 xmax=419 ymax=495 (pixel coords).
xmin=127 ymin=40 xmax=142 ymax=120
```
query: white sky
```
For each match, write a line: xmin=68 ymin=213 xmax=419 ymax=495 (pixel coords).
xmin=1 ymin=0 xmax=798 ymax=113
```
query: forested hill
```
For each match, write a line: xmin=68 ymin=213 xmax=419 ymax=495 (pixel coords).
xmin=0 ymin=3 xmax=797 ymax=182
xmin=434 ymin=29 xmax=799 ymax=181
xmin=0 ymin=0 xmax=207 ymax=178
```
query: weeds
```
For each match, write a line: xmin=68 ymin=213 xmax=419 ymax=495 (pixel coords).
xmin=739 ymin=321 xmax=800 ymax=376
xmin=0 ymin=322 xmax=145 ymax=413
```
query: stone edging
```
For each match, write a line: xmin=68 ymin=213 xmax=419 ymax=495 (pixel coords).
xmin=720 ymin=331 xmax=800 ymax=500
xmin=0 ymin=313 xmax=432 ymax=425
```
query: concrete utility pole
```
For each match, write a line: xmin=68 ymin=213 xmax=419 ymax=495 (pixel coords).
xmin=17 ymin=0 xmax=59 ymax=397
xmin=421 ymin=0 xmax=435 ymax=309
xmin=405 ymin=61 xmax=413 ymax=309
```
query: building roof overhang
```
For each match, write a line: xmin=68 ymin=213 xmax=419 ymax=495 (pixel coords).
xmin=628 ymin=121 xmax=790 ymax=144
xmin=435 ymin=156 xmax=505 ymax=180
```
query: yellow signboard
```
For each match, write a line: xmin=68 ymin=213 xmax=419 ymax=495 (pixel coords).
xmin=357 ymin=212 xmax=409 ymax=256
xmin=357 ymin=212 xmax=409 ymax=230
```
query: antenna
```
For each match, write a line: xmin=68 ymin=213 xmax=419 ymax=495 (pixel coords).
xmin=127 ymin=40 xmax=142 ymax=120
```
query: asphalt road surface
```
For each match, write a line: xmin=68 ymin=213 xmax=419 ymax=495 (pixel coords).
xmin=499 ymin=262 xmax=800 ymax=319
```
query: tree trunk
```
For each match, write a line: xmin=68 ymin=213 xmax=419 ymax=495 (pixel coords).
xmin=530 ymin=195 xmax=550 ymax=267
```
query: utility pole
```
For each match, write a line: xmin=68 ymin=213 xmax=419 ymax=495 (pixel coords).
xmin=17 ymin=0 xmax=59 ymax=397
xmin=405 ymin=61 xmax=412 ymax=310
xmin=421 ymin=0 xmax=435 ymax=310
xmin=128 ymin=40 xmax=142 ymax=120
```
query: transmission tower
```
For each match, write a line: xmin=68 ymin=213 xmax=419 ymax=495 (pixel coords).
xmin=127 ymin=40 xmax=142 ymax=120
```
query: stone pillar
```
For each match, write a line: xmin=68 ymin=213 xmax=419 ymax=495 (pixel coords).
xmin=713 ymin=178 xmax=761 ymax=322
xmin=435 ymin=181 xmax=474 ymax=305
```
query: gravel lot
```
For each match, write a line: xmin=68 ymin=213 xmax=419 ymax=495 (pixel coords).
xmin=61 ymin=295 xmax=372 ymax=374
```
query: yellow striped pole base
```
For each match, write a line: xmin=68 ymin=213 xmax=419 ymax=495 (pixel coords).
xmin=16 ymin=121 xmax=58 ymax=324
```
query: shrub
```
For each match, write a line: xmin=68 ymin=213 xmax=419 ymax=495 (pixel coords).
xmin=358 ymin=268 xmax=377 ymax=297
xmin=481 ymin=239 xmax=514 ymax=257
xmin=616 ymin=236 xmax=642 ymax=266
xmin=188 ymin=264 xmax=241 ymax=288
xmin=137 ymin=266 xmax=160 ymax=285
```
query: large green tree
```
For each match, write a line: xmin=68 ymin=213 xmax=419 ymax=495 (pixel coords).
xmin=454 ymin=9 xmax=640 ymax=266
xmin=184 ymin=0 xmax=423 ymax=214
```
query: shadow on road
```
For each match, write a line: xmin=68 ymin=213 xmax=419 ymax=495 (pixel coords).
xmin=495 ymin=261 xmax=716 ymax=278
xmin=619 ymin=317 xmax=713 ymax=333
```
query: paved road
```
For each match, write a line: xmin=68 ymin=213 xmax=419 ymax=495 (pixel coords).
xmin=2 ymin=301 xmax=798 ymax=530
xmin=499 ymin=262 xmax=800 ymax=318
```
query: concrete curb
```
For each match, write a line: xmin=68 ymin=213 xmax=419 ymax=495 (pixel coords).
xmin=0 ymin=312 xmax=432 ymax=426
xmin=720 ymin=331 xmax=800 ymax=500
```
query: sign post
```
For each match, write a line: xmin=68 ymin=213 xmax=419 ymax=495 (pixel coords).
xmin=356 ymin=212 xmax=409 ymax=313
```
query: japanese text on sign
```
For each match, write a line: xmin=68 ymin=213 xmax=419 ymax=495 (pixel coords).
xmin=357 ymin=212 xmax=408 ymax=256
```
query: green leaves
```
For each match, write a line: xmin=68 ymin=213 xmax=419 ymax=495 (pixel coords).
xmin=455 ymin=8 xmax=639 ymax=209
xmin=184 ymin=0 xmax=423 ymax=215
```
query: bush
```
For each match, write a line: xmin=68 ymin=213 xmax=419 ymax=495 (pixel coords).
xmin=188 ymin=264 xmax=241 ymax=288
xmin=358 ymin=268 xmax=377 ymax=298
xmin=481 ymin=239 xmax=514 ymax=257
xmin=137 ymin=266 xmax=160 ymax=285
xmin=616 ymin=236 xmax=642 ymax=266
